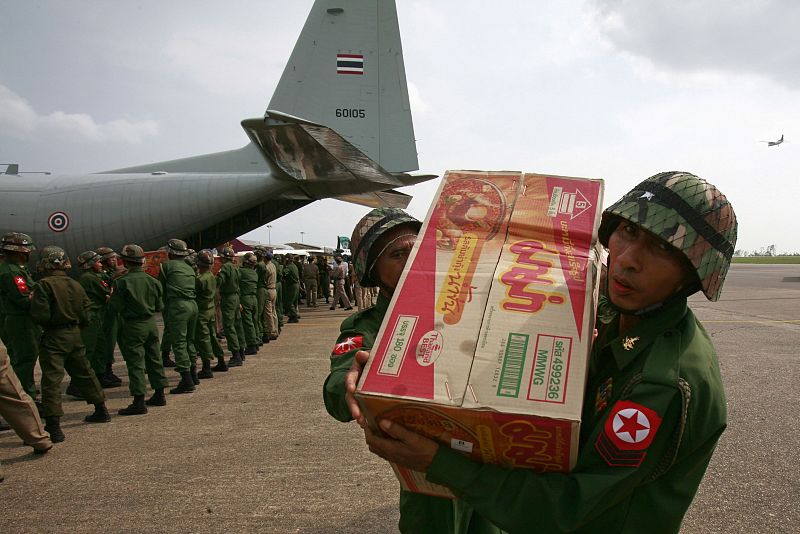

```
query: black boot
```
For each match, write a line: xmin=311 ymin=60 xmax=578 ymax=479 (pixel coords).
xmin=119 ymin=395 xmax=148 ymax=415
xmin=190 ymin=365 xmax=200 ymax=386
xmin=84 ymin=402 xmax=111 ymax=423
xmin=244 ymin=345 xmax=258 ymax=356
xmin=44 ymin=416 xmax=65 ymax=443
xmin=97 ymin=372 xmax=120 ymax=389
xmin=162 ymin=350 xmax=177 ymax=368
xmin=198 ymin=360 xmax=214 ymax=379
xmin=239 ymin=349 xmax=246 ymax=362
xmin=227 ymin=351 xmax=243 ymax=367
xmin=65 ymin=381 xmax=84 ymax=400
xmin=170 ymin=371 xmax=196 ymax=394
xmin=212 ymin=355 xmax=229 ymax=372
xmin=105 ymin=363 xmax=123 ymax=385
xmin=262 ymin=335 xmax=270 ymax=344
xmin=146 ymin=388 xmax=166 ymax=406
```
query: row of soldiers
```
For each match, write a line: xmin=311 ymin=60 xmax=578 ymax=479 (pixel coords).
xmin=0 ymin=233 xmax=306 ymax=446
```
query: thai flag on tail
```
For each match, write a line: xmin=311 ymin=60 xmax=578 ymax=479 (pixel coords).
xmin=337 ymin=54 xmax=364 ymax=75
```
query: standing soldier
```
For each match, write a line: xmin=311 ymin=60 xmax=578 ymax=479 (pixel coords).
xmin=0 ymin=233 xmax=40 ymax=399
xmin=194 ymin=250 xmax=226 ymax=377
xmin=76 ymin=251 xmax=116 ymax=389
xmin=283 ymin=255 xmax=300 ymax=323
xmin=254 ymin=247 xmax=268 ymax=343
xmin=95 ymin=247 xmax=124 ymax=386
xmin=317 ymin=256 xmax=331 ymax=305
xmin=262 ymin=248 xmax=279 ymax=342
xmin=272 ymin=252 xmax=284 ymax=332
xmin=239 ymin=252 xmax=260 ymax=355
xmin=31 ymin=247 xmax=111 ymax=442
xmin=303 ymin=256 xmax=319 ymax=308
xmin=158 ymin=239 xmax=198 ymax=394
xmin=217 ymin=247 xmax=243 ymax=367
xmin=329 ymin=255 xmax=353 ymax=311
xmin=111 ymin=244 xmax=169 ymax=415
xmin=157 ymin=246 xmax=177 ymax=369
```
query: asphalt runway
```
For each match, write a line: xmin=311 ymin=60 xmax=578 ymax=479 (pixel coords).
xmin=1 ymin=264 xmax=798 ymax=533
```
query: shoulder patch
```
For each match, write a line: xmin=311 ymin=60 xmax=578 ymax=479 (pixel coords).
xmin=331 ymin=335 xmax=363 ymax=357
xmin=595 ymin=400 xmax=663 ymax=467
xmin=14 ymin=275 xmax=30 ymax=294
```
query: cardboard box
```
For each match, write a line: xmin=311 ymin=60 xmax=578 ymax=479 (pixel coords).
xmin=356 ymin=170 xmax=603 ymax=497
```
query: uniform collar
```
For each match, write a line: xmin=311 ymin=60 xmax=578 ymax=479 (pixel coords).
xmin=603 ymin=296 xmax=688 ymax=370
xmin=375 ymin=292 xmax=390 ymax=314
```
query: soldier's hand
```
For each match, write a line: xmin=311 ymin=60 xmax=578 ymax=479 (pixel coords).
xmin=345 ymin=350 xmax=370 ymax=428
xmin=365 ymin=419 xmax=439 ymax=472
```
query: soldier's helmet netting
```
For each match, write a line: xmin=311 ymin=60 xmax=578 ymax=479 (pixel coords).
xmin=243 ymin=252 xmax=257 ymax=266
xmin=78 ymin=251 xmax=102 ymax=269
xmin=350 ymin=208 xmax=421 ymax=287
xmin=598 ymin=171 xmax=737 ymax=302
xmin=197 ymin=249 xmax=214 ymax=266
xmin=120 ymin=244 xmax=146 ymax=264
xmin=220 ymin=247 xmax=235 ymax=259
xmin=39 ymin=246 xmax=71 ymax=270
xmin=167 ymin=238 xmax=189 ymax=256
xmin=1 ymin=232 xmax=35 ymax=254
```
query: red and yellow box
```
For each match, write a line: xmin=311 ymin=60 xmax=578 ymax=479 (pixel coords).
xmin=356 ymin=171 xmax=603 ymax=497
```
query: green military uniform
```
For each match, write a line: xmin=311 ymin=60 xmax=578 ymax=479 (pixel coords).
xmin=255 ymin=258 xmax=268 ymax=341
xmin=238 ymin=264 xmax=260 ymax=349
xmin=217 ymin=260 xmax=242 ymax=354
xmin=30 ymin=271 xmax=105 ymax=418
xmin=98 ymin=266 xmax=123 ymax=373
xmin=318 ymin=259 xmax=331 ymax=303
xmin=0 ymin=261 xmax=39 ymax=398
xmin=272 ymin=257 xmax=284 ymax=329
xmin=79 ymin=269 xmax=111 ymax=377
xmin=159 ymin=259 xmax=198 ymax=373
xmin=111 ymin=265 xmax=168 ymax=396
xmin=195 ymin=270 xmax=224 ymax=365
xmin=282 ymin=260 xmax=300 ymax=322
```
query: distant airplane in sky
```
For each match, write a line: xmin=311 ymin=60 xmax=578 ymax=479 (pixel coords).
xmin=0 ymin=0 xmax=435 ymax=261
xmin=760 ymin=134 xmax=785 ymax=147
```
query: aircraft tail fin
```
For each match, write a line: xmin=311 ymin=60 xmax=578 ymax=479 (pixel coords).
xmin=267 ymin=0 xmax=418 ymax=173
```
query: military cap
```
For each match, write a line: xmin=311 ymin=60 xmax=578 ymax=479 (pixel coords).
xmin=39 ymin=245 xmax=71 ymax=270
xmin=219 ymin=246 xmax=236 ymax=260
xmin=77 ymin=250 xmax=102 ymax=269
xmin=94 ymin=246 xmax=117 ymax=261
xmin=1 ymin=232 xmax=35 ymax=254
xmin=599 ymin=171 xmax=738 ymax=302
xmin=197 ymin=249 xmax=215 ymax=266
xmin=119 ymin=244 xmax=146 ymax=264
xmin=167 ymin=238 xmax=189 ymax=256
xmin=242 ymin=252 xmax=257 ymax=266
xmin=350 ymin=208 xmax=421 ymax=286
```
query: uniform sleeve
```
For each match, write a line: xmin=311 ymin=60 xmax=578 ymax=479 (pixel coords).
xmin=78 ymin=286 xmax=91 ymax=327
xmin=425 ymin=381 xmax=682 ymax=533
xmin=1 ymin=270 xmax=34 ymax=312
xmin=109 ymin=279 xmax=125 ymax=313
xmin=323 ymin=318 xmax=373 ymax=423
xmin=154 ymin=279 xmax=164 ymax=312
xmin=29 ymin=282 xmax=52 ymax=325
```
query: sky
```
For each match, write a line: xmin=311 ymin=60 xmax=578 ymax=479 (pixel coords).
xmin=1 ymin=0 xmax=798 ymax=253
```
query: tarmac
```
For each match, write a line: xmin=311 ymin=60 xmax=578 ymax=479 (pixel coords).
xmin=1 ymin=263 xmax=798 ymax=533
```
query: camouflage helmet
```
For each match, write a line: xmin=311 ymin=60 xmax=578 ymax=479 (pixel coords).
xmin=1 ymin=232 xmax=35 ymax=254
xmin=94 ymin=246 xmax=117 ymax=262
xmin=167 ymin=238 xmax=189 ymax=257
xmin=242 ymin=252 xmax=257 ymax=266
xmin=77 ymin=250 xmax=102 ymax=269
xmin=119 ymin=244 xmax=146 ymax=264
xmin=219 ymin=246 xmax=235 ymax=260
xmin=184 ymin=250 xmax=198 ymax=267
xmin=252 ymin=246 xmax=266 ymax=257
xmin=39 ymin=245 xmax=71 ymax=270
xmin=350 ymin=207 xmax=421 ymax=286
xmin=598 ymin=171 xmax=737 ymax=302
xmin=197 ymin=249 xmax=215 ymax=266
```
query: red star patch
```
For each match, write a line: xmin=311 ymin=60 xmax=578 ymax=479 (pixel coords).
xmin=595 ymin=400 xmax=662 ymax=467
xmin=331 ymin=335 xmax=363 ymax=356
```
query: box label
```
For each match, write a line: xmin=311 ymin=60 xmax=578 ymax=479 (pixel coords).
xmin=378 ymin=315 xmax=418 ymax=376
xmin=497 ymin=333 xmax=529 ymax=398
xmin=528 ymin=335 xmax=572 ymax=404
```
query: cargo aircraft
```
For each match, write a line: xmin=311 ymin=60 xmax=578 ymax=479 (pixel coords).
xmin=0 ymin=0 xmax=434 ymax=260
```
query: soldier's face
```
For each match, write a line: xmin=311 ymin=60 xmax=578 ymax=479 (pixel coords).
xmin=91 ymin=261 xmax=103 ymax=273
xmin=607 ymin=222 xmax=693 ymax=312
xmin=372 ymin=224 xmax=418 ymax=295
xmin=105 ymin=256 xmax=118 ymax=269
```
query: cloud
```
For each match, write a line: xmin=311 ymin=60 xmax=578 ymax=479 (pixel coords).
xmin=0 ymin=84 xmax=159 ymax=143
xmin=591 ymin=0 xmax=800 ymax=89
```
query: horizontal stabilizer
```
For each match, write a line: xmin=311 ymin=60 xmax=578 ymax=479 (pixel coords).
xmin=242 ymin=114 xmax=404 ymax=188
xmin=334 ymin=189 xmax=412 ymax=209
